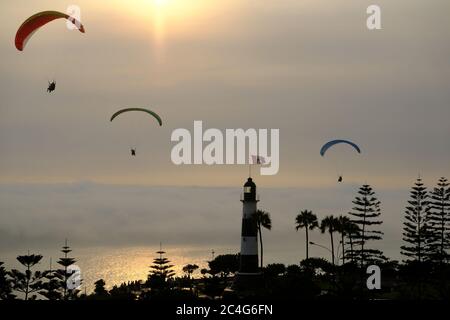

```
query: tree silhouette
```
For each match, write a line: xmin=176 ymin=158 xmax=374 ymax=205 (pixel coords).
xmin=401 ymin=177 xmax=431 ymax=263
xmin=57 ymin=240 xmax=78 ymax=299
xmin=182 ymin=264 xmax=199 ymax=279
xmin=264 ymin=263 xmax=286 ymax=278
xmin=0 ymin=261 xmax=15 ymax=300
xmin=428 ymin=177 xmax=450 ymax=264
xmin=92 ymin=279 xmax=109 ymax=299
xmin=336 ymin=215 xmax=351 ymax=265
xmin=10 ymin=253 xmax=43 ymax=300
xmin=348 ymin=184 xmax=384 ymax=267
xmin=343 ymin=221 xmax=360 ymax=263
xmin=39 ymin=258 xmax=64 ymax=300
xmin=208 ymin=254 xmax=239 ymax=278
xmin=253 ymin=210 xmax=272 ymax=268
xmin=295 ymin=210 xmax=319 ymax=260
xmin=182 ymin=264 xmax=199 ymax=292
xmin=147 ymin=247 xmax=175 ymax=292
xmin=320 ymin=215 xmax=339 ymax=265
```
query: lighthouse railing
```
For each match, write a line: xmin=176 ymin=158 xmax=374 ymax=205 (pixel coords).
xmin=240 ymin=193 xmax=260 ymax=202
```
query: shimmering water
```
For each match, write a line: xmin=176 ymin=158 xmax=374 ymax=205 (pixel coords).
xmin=2 ymin=245 xmax=233 ymax=294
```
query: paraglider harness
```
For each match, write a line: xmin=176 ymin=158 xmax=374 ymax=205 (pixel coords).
xmin=47 ymin=81 xmax=56 ymax=93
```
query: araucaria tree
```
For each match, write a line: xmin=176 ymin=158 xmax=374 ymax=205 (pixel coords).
xmin=0 ymin=262 xmax=15 ymax=300
xmin=401 ymin=178 xmax=431 ymax=262
xmin=427 ymin=177 xmax=450 ymax=263
xmin=9 ymin=253 xmax=44 ymax=300
xmin=147 ymin=247 xmax=175 ymax=291
xmin=57 ymin=240 xmax=79 ymax=299
xmin=348 ymin=184 xmax=384 ymax=267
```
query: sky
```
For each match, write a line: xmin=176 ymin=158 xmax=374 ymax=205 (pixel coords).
xmin=1 ymin=0 xmax=449 ymax=266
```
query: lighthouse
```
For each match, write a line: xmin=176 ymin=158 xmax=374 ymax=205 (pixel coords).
xmin=234 ymin=177 xmax=262 ymax=289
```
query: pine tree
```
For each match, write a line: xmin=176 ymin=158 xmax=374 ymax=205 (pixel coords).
xmin=147 ymin=245 xmax=175 ymax=291
xmin=57 ymin=239 xmax=79 ymax=299
xmin=428 ymin=177 xmax=450 ymax=263
xmin=0 ymin=261 xmax=15 ymax=300
xmin=39 ymin=258 xmax=64 ymax=300
xmin=348 ymin=184 xmax=384 ymax=267
xmin=9 ymin=253 xmax=44 ymax=300
xmin=401 ymin=177 xmax=431 ymax=262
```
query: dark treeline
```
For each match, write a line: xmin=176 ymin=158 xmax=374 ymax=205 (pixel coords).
xmin=0 ymin=177 xmax=449 ymax=300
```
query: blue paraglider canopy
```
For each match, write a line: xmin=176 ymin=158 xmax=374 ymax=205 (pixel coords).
xmin=320 ymin=139 xmax=361 ymax=157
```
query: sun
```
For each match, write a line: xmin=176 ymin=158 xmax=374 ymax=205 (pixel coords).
xmin=153 ymin=0 xmax=170 ymax=7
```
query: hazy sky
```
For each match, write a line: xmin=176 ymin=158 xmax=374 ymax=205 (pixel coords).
xmin=1 ymin=0 xmax=449 ymax=263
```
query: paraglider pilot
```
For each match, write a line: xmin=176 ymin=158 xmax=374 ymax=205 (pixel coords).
xmin=338 ymin=176 xmax=343 ymax=183
xmin=131 ymin=148 xmax=136 ymax=156
xmin=47 ymin=81 xmax=56 ymax=93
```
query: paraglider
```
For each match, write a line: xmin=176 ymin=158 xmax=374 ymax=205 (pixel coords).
xmin=320 ymin=139 xmax=361 ymax=183
xmin=320 ymin=139 xmax=361 ymax=157
xmin=110 ymin=108 xmax=162 ymax=126
xmin=15 ymin=11 xmax=85 ymax=51
xmin=47 ymin=81 xmax=56 ymax=93
xmin=110 ymin=108 xmax=162 ymax=156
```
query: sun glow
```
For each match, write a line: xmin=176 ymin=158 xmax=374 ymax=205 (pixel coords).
xmin=108 ymin=0 xmax=228 ymax=63
xmin=153 ymin=0 xmax=170 ymax=6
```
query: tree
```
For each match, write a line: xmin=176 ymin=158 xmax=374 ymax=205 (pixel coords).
xmin=336 ymin=215 xmax=351 ymax=265
xmin=182 ymin=264 xmax=199 ymax=279
xmin=147 ymin=247 xmax=175 ymax=291
xmin=320 ymin=216 xmax=339 ymax=265
xmin=108 ymin=281 xmax=138 ymax=300
xmin=428 ymin=177 xmax=450 ymax=264
xmin=208 ymin=254 xmax=239 ymax=278
xmin=253 ymin=210 xmax=272 ymax=268
xmin=264 ymin=263 xmax=286 ymax=278
xmin=295 ymin=210 xmax=319 ymax=260
xmin=39 ymin=258 xmax=64 ymax=300
xmin=10 ymin=253 xmax=44 ymax=300
xmin=57 ymin=240 xmax=79 ymax=299
xmin=182 ymin=264 xmax=199 ymax=292
xmin=343 ymin=221 xmax=360 ymax=263
xmin=0 ymin=262 xmax=15 ymax=300
xmin=93 ymin=279 xmax=109 ymax=298
xmin=401 ymin=178 xmax=431 ymax=263
xmin=348 ymin=184 xmax=384 ymax=267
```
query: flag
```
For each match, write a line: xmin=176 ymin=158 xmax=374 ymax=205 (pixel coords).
xmin=251 ymin=155 xmax=266 ymax=165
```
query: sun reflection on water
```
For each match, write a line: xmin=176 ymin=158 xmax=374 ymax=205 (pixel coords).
xmin=75 ymin=245 xmax=225 ymax=293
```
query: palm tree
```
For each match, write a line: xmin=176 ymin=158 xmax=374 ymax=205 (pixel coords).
xmin=344 ymin=221 xmax=360 ymax=263
xmin=295 ymin=210 xmax=319 ymax=260
xmin=320 ymin=216 xmax=339 ymax=265
xmin=336 ymin=215 xmax=351 ymax=265
xmin=253 ymin=210 xmax=272 ymax=269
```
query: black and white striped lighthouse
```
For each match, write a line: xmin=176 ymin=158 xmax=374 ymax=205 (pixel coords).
xmin=234 ymin=177 xmax=262 ymax=289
